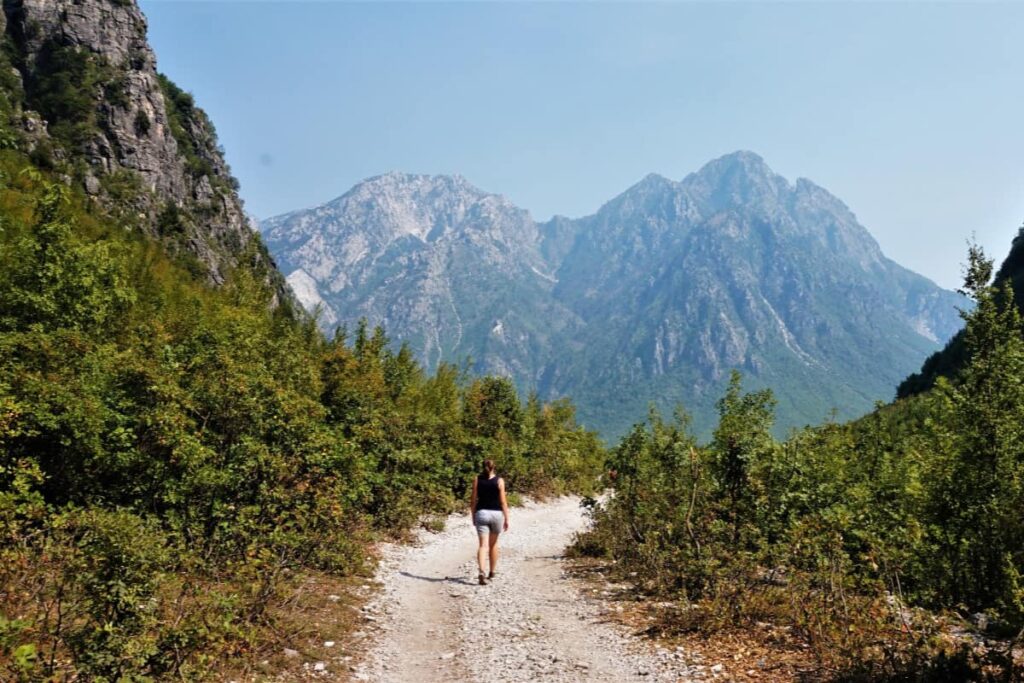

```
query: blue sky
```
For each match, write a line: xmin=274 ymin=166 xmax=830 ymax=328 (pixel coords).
xmin=140 ymin=1 xmax=1024 ymax=290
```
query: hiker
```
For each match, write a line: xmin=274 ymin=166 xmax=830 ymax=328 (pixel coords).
xmin=470 ymin=459 xmax=510 ymax=585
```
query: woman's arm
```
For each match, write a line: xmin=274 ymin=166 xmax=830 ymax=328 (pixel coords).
xmin=470 ymin=476 xmax=478 ymax=521
xmin=498 ymin=478 xmax=510 ymax=531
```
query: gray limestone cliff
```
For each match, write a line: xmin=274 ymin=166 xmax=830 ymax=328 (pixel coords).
xmin=264 ymin=172 xmax=577 ymax=378
xmin=1 ymin=0 xmax=287 ymax=298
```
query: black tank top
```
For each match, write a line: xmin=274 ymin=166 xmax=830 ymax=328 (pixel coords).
xmin=475 ymin=475 xmax=502 ymax=511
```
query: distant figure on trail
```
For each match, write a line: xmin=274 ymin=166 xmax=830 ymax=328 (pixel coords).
xmin=470 ymin=459 xmax=510 ymax=585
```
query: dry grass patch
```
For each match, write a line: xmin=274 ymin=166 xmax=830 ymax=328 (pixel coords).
xmin=215 ymin=570 xmax=377 ymax=682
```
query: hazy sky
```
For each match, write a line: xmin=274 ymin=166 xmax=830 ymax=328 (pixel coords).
xmin=140 ymin=1 xmax=1024 ymax=290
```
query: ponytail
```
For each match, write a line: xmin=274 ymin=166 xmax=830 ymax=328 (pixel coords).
xmin=481 ymin=459 xmax=496 ymax=477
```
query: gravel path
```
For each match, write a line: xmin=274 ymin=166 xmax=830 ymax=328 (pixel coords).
xmin=353 ymin=497 xmax=700 ymax=682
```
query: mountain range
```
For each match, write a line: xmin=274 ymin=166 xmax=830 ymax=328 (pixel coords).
xmin=262 ymin=152 xmax=965 ymax=438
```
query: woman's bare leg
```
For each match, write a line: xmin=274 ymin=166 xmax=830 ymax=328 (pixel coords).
xmin=488 ymin=533 xmax=500 ymax=576
xmin=477 ymin=533 xmax=489 ymax=576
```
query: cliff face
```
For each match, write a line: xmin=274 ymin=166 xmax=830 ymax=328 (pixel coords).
xmin=1 ymin=0 xmax=285 ymax=295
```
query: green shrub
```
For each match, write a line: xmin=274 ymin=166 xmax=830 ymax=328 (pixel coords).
xmin=134 ymin=109 xmax=150 ymax=136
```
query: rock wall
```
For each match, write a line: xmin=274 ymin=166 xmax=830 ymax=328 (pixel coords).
xmin=2 ymin=0 xmax=288 ymax=298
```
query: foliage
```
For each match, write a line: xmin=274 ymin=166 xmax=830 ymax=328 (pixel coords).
xmin=0 ymin=147 xmax=603 ymax=678
xmin=900 ymin=227 xmax=1024 ymax=398
xmin=21 ymin=40 xmax=127 ymax=160
xmin=156 ymin=73 xmax=242 ymax=196
xmin=576 ymin=241 xmax=1024 ymax=679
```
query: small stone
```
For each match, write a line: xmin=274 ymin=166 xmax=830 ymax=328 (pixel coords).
xmin=324 ymin=640 xmax=335 ymax=648
xmin=328 ymin=594 xmax=341 ymax=602
xmin=711 ymin=663 xmax=724 ymax=673
xmin=313 ymin=662 xmax=326 ymax=672
xmin=439 ymin=652 xmax=456 ymax=660
xmin=283 ymin=648 xmax=300 ymax=659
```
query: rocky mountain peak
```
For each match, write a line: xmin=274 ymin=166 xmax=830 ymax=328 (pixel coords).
xmin=691 ymin=149 xmax=777 ymax=181
xmin=352 ymin=170 xmax=482 ymax=197
xmin=314 ymin=172 xmax=520 ymax=244
xmin=682 ymin=150 xmax=792 ymax=214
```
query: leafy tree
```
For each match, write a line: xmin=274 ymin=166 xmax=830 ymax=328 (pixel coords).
xmin=709 ymin=370 xmax=777 ymax=545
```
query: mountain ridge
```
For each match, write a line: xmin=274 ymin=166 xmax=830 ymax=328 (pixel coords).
xmin=263 ymin=152 xmax=965 ymax=438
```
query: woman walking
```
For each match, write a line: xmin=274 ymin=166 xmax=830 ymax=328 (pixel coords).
xmin=470 ymin=459 xmax=510 ymax=585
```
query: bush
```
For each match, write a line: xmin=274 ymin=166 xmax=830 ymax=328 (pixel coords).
xmin=134 ymin=109 xmax=150 ymax=136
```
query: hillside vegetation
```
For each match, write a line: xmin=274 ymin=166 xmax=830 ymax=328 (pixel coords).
xmin=900 ymin=226 xmax=1024 ymax=398
xmin=0 ymin=51 xmax=603 ymax=683
xmin=575 ymin=242 xmax=1024 ymax=680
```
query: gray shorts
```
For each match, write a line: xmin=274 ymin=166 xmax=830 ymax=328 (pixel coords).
xmin=474 ymin=509 xmax=504 ymax=535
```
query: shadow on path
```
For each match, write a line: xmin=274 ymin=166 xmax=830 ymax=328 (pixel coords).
xmin=399 ymin=571 xmax=475 ymax=586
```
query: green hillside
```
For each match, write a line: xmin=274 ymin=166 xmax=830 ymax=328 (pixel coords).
xmin=0 ymin=7 xmax=602 ymax=679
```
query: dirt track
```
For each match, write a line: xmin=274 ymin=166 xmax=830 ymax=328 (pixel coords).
xmin=352 ymin=497 xmax=698 ymax=682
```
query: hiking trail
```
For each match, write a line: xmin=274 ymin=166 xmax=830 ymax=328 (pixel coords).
xmin=351 ymin=497 xmax=703 ymax=682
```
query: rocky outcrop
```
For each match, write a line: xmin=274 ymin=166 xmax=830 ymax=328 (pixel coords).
xmin=1 ymin=0 xmax=286 ymax=297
